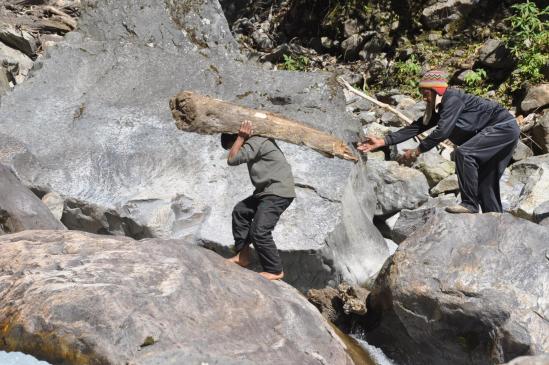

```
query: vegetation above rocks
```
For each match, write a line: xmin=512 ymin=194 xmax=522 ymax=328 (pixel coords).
xmin=221 ymin=0 xmax=548 ymax=108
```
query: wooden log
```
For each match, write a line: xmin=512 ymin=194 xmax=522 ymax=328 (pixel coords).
xmin=169 ymin=91 xmax=358 ymax=161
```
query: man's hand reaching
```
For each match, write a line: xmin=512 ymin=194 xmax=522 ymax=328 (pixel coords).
xmin=357 ymin=136 xmax=385 ymax=153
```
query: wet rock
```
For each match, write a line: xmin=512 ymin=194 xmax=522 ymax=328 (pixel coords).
xmin=521 ymin=83 xmax=549 ymax=114
xmin=367 ymin=212 xmax=549 ymax=365
xmin=307 ymin=282 xmax=370 ymax=332
xmin=0 ymin=23 xmax=37 ymax=57
xmin=391 ymin=195 xmax=457 ymax=243
xmin=0 ymin=230 xmax=353 ymax=365
xmin=478 ymin=39 xmax=514 ymax=69
xmin=413 ymin=151 xmax=455 ymax=187
xmin=0 ymin=164 xmax=65 ymax=234
xmin=364 ymin=159 xmax=430 ymax=216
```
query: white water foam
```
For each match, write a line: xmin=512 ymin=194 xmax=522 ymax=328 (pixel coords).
xmin=351 ymin=335 xmax=397 ymax=365
xmin=0 ymin=352 xmax=51 ymax=365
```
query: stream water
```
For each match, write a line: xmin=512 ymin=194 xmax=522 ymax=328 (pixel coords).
xmin=0 ymin=334 xmax=396 ymax=365
xmin=0 ymin=352 xmax=50 ymax=365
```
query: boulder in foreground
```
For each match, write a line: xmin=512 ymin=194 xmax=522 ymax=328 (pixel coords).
xmin=0 ymin=230 xmax=352 ymax=365
xmin=366 ymin=212 xmax=549 ymax=365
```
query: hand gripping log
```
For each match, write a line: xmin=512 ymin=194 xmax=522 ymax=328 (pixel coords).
xmin=169 ymin=91 xmax=357 ymax=161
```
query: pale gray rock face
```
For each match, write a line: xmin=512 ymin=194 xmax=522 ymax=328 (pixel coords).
xmin=0 ymin=41 xmax=34 ymax=84
xmin=367 ymin=212 xmax=549 ymax=365
xmin=413 ymin=151 xmax=455 ymax=187
xmin=521 ymin=84 xmax=549 ymax=114
xmin=0 ymin=230 xmax=353 ymax=365
xmin=430 ymin=173 xmax=459 ymax=196
xmin=364 ymin=159 xmax=430 ymax=216
xmin=503 ymin=354 xmax=549 ymax=365
xmin=508 ymin=155 xmax=549 ymax=220
xmin=0 ymin=164 xmax=65 ymax=234
xmin=512 ymin=140 xmax=534 ymax=162
xmin=0 ymin=0 xmax=390 ymax=290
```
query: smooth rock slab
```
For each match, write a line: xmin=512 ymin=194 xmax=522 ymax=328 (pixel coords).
xmin=366 ymin=212 xmax=549 ymax=365
xmin=0 ymin=230 xmax=353 ymax=365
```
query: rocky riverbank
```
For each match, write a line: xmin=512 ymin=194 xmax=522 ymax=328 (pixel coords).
xmin=0 ymin=0 xmax=547 ymax=364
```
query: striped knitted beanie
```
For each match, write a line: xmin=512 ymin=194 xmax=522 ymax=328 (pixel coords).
xmin=418 ymin=70 xmax=448 ymax=95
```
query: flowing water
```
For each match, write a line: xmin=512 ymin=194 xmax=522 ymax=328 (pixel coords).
xmin=0 ymin=352 xmax=50 ymax=365
xmin=0 ymin=333 xmax=395 ymax=365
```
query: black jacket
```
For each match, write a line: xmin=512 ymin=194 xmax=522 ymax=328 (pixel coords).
xmin=384 ymin=89 xmax=513 ymax=151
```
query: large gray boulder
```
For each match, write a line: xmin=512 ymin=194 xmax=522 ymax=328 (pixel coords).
xmin=0 ymin=164 xmax=65 ymax=234
xmin=0 ymin=230 xmax=353 ymax=365
xmin=0 ymin=0 xmax=390 ymax=290
xmin=366 ymin=212 xmax=549 ymax=365
xmin=364 ymin=159 xmax=430 ymax=216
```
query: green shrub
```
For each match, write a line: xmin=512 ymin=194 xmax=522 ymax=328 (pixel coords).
xmin=279 ymin=54 xmax=310 ymax=71
xmin=464 ymin=68 xmax=491 ymax=96
xmin=505 ymin=1 xmax=548 ymax=90
xmin=394 ymin=55 xmax=422 ymax=97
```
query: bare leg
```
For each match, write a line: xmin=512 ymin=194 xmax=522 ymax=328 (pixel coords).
xmin=259 ymin=271 xmax=284 ymax=281
xmin=227 ymin=245 xmax=251 ymax=268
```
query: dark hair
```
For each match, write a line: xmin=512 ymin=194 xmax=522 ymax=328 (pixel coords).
xmin=221 ymin=133 xmax=238 ymax=150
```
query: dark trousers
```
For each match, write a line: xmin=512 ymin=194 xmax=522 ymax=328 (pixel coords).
xmin=232 ymin=194 xmax=293 ymax=274
xmin=455 ymin=119 xmax=520 ymax=213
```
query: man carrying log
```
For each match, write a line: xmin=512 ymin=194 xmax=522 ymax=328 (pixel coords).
xmin=222 ymin=120 xmax=295 ymax=281
xmin=358 ymin=70 xmax=520 ymax=214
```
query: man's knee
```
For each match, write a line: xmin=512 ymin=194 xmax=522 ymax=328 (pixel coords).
xmin=249 ymin=225 xmax=272 ymax=244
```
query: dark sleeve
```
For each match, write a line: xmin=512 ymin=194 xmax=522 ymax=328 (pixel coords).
xmin=384 ymin=117 xmax=433 ymax=146
xmin=418 ymin=95 xmax=465 ymax=152
xmin=227 ymin=138 xmax=262 ymax=166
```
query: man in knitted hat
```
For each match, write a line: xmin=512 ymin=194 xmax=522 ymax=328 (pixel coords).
xmin=358 ymin=69 xmax=520 ymax=214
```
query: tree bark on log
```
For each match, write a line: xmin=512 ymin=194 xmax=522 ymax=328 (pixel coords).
xmin=169 ymin=91 xmax=357 ymax=161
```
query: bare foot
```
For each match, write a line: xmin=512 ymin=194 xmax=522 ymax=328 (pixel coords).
xmin=227 ymin=245 xmax=251 ymax=268
xmin=259 ymin=271 xmax=284 ymax=281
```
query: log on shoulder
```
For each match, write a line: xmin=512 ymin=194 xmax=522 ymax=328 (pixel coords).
xmin=169 ymin=91 xmax=357 ymax=161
